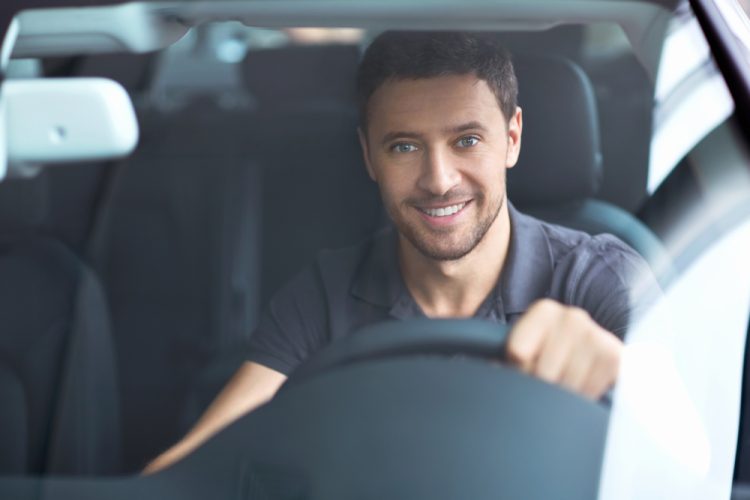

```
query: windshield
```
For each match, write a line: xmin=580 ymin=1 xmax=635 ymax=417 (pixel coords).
xmin=1 ymin=1 xmax=750 ymax=499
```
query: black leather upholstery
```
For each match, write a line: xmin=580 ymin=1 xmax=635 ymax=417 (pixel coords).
xmin=508 ymin=54 xmax=672 ymax=284
xmin=182 ymin=44 xmax=385 ymax=429
xmin=0 ymin=177 xmax=121 ymax=474
xmin=240 ymin=44 xmax=384 ymax=308
xmin=0 ymin=364 xmax=26 ymax=474
xmin=0 ymin=177 xmax=49 ymax=233
xmin=509 ymin=54 xmax=602 ymax=205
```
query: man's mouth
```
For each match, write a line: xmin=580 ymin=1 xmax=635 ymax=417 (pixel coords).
xmin=417 ymin=201 xmax=469 ymax=218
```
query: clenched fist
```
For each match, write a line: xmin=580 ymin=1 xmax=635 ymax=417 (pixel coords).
xmin=506 ymin=299 xmax=622 ymax=400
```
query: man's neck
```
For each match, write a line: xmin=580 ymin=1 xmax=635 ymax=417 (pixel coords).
xmin=398 ymin=202 xmax=511 ymax=318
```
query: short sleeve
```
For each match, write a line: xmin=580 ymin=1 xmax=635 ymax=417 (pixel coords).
xmin=561 ymin=234 xmax=661 ymax=339
xmin=245 ymin=265 xmax=329 ymax=375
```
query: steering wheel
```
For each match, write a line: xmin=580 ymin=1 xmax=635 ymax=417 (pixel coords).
xmin=245 ymin=318 xmax=605 ymax=500
xmin=284 ymin=318 xmax=509 ymax=389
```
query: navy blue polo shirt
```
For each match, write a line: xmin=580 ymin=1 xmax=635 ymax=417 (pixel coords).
xmin=247 ymin=203 xmax=656 ymax=376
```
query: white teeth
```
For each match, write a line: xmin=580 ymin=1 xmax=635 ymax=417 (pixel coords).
xmin=421 ymin=202 xmax=466 ymax=217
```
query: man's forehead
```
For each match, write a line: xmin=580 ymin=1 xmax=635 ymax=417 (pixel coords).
xmin=366 ymin=74 xmax=505 ymax=136
xmin=371 ymin=73 xmax=492 ymax=105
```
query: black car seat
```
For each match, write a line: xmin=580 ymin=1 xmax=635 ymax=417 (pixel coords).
xmin=44 ymin=49 xmax=261 ymax=471
xmin=0 ymin=364 xmax=26 ymax=474
xmin=0 ymin=175 xmax=121 ymax=475
xmin=507 ymin=54 xmax=673 ymax=286
xmin=239 ymin=44 xmax=384 ymax=308
xmin=40 ymin=53 xmax=158 ymax=256
xmin=79 ymin=48 xmax=263 ymax=470
xmin=179 ymin=43 xmax=386 ymax=428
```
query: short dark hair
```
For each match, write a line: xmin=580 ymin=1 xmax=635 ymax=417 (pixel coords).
xmin=356 ymin=31 xmax=518 ymax=129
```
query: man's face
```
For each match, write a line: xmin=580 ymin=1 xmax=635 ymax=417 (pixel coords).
xmin=359 ymin=74 xmax=522 ymax=261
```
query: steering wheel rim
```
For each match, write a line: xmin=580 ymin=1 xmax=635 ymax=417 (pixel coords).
xmin=284 ymin=318 xmax=509 ymax=390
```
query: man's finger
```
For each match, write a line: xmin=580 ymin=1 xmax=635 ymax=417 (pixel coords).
xmin=559 ymin=335 xmax=597 ymax=395
xmin=506 ymin=299 xmax=561 ymax=372
xmin=533 ymin=320 xmax=575 ymax=384
xmin=581 ymin=336 xmax=621 ymax=398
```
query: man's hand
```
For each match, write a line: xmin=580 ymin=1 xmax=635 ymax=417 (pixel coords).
xmin=506 ymin=299 xmax=622 ymax=400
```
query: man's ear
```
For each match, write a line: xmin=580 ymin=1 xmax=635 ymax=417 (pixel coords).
xmin=358 ymin=127 xmax=378 ymax=182
xmin=505 ymin=106 xmax=523 ymax=169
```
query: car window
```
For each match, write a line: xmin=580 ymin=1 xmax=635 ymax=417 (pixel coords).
xmin=648 ymin=4 xmax=734 ymax=193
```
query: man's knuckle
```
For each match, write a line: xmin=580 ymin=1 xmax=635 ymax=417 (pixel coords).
xmin=532 ymin=298 xmax=558 ymax=313
xmin=567 ymin=307 xmax=591 ymax=324
xmin=506 ymin=340 xmax=532 ymax=363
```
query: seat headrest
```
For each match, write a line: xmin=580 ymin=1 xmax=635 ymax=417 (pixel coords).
xmin=241 ymin=44 xmax=360 ymax=110
xmin=507 ymin=54 xmax=602 ymax=206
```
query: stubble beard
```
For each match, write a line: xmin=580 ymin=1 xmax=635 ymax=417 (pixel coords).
xmin=388 ymin=191 xmax=506 ymax=262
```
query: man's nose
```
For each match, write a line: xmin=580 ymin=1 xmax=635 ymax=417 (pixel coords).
xmin=416 ymin=148 xmax=461 ymax=196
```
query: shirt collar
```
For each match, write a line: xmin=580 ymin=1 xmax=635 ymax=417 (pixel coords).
xmin=350 ymin=202 xmax=554 ymax=317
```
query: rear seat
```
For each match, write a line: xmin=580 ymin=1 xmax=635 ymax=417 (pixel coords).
xmin=43 ymin=54 xmax=188 ymax=472
xmin=85 ymin=103 xmax=262 ymax=469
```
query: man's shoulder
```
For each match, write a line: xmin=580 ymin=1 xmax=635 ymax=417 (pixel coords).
xmin=515 ymin=208 xmax=639 ymax=264
xmin=512 ymin=208 xmax=658 ymax=336
xmin=512 ymin=207 xmax=653 ymax=298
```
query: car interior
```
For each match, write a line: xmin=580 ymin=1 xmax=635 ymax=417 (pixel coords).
xmin=0 ymin=0 xmax=749 ymax=498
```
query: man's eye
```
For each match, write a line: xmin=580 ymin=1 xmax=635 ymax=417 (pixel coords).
xmin=391 ymin=143 xmax=418 ymax=153
xmin=457 ymin=136 xmax=480 ymax=148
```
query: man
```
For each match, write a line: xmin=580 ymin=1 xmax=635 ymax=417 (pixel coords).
xmin=144 ymin=30 xmax=654 ymax=473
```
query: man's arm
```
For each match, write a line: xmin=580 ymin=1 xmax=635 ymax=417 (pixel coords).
xmin=142 ymin=361 xmax=286 ymax=474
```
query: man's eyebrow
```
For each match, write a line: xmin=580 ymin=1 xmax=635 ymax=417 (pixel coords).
xmin=443 ymin=121 xmax=488 ymax=134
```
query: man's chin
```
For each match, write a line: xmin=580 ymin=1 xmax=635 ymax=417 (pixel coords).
xmin=408 ymin=237 xmax=477 ymax=262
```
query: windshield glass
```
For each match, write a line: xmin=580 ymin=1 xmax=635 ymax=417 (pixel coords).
xmin=1 ymin=1 xmax=750 ymax=499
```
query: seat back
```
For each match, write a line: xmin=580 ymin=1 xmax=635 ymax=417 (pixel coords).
xmin=240 ymin=44 xmax=384 ymax=308
xmin=508 ymin=54 xmax=672 ymax=284
xmin=86 ymin=101 xmax=261 ymax=470
xmin=0 ymin=176 xmax=121 ymax=475
xmin=0 ymin=364 xmax=26 ymax=474
xmin=182 ymin=43 xmax=386 ymax=425
xmin=76 ymin=43 xmax=263 ymax=469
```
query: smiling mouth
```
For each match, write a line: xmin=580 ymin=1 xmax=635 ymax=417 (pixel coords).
xmin=417 ymin=201 xmax=469 ymax=217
